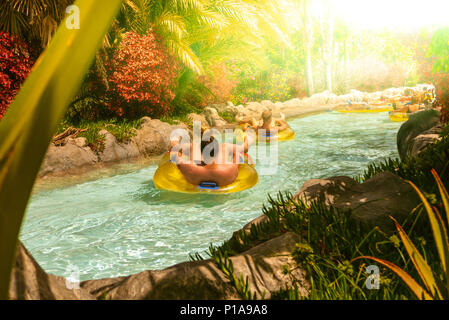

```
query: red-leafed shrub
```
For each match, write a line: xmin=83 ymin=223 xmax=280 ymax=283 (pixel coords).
xmin=105 ymin=30 xmax=180 ymax=118
xmin=0 ymin=31 xmax=33 ymax=120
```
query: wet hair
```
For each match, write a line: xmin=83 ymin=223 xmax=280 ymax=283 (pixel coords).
xmin=199 ymin=136 xmax=218 ymax=165
xmin=261 ymin=110 xmax=272 ymax=122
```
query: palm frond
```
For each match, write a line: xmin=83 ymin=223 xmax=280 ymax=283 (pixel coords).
xmin=166 ymin=39 xmax=204 ymax=74
xmin=196 ymin=9 xmax=229 ymax=30
xmin=0 ymin=1 xmax=30 ymax=37
xmin=155 ymin=11 xmax=187 ymax=40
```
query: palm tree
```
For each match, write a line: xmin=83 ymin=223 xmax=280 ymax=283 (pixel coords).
xmin=0 ymin=0 xmax=74 ymax=47
xmin=298 ymin=0 xmax=314 ymax=96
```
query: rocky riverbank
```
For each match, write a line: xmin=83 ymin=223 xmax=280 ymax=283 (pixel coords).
xmin=38 ymin=84 xmax=434 ymax=179
xmin=10 ymin=107 xmax=444 ymax=300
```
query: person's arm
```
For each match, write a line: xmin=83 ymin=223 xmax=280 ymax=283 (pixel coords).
xmin=169 ymin=136 xmax=182 ymax=151
xmin=224 ymin=132 xmax=254 ymax=163
xmin=275 ymin=120 xmax=289 ymax=132
xmin=169 ymin=141 xmax=191 ymax=164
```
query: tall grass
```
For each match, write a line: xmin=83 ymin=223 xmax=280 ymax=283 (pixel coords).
xmin=197 ymin=190 xmax=439 ymax=300
xmin=355 ymin=170 xmax=449 ymax=300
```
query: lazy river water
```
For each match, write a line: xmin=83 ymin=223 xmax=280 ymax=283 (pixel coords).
xmin=20 ymin=112 xmax=402 ymax=281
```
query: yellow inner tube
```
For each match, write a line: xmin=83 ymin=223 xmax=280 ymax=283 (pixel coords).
xmin=154 ymin=160 xmax=259 ymax=194
xmin=389 ymin=112 xmax=409 ymax=122
xmin=337 ymin=106 xmax=393 ymax=113
xmin=237 ymin=124 xmax=295 ymax=142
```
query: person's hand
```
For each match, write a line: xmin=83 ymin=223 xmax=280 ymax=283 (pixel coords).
xmin=169 ymin=136 xmax=182 ymax=150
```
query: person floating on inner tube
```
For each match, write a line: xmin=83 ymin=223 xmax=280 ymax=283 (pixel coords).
xmin=168 ymin=130 xmax=255 ymax=187
xmin=257 ymin=110 xmax=289 ymax=135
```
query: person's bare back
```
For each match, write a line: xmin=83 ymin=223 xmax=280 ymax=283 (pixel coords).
xmin=172 ymin=136 xmax=253 ymax=187
xmin=178 ymin=162 xmax=239 ymax=186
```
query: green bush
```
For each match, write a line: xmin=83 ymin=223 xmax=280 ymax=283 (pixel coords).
xmin=230 ymin=68 xmax=294 ymax=105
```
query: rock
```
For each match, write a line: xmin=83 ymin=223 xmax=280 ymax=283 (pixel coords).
xmin=39 ymin=138 xmax=98 ymax=177
xmin=409 ymin=125 xmax=443 ymax=158
xmin=133 ymin=120 xmax=172 ymax=156
xmin=397 ymin=109 xmax=441 ymax=160
xmin=283 ymin=98 xmax=303 ymax=108
xmin=134 ymin=118 xmax=190 ymax=156
xmin=229 ymin=215 xmax=271 ymax=245
xmin=295 ymin=172 xmax=420 ymax=231
xmin=207 ymin=103 xmax=228 ymax=114
xmin=336 ymin=172 xmax=421 ymax=230
xmin=302 ymin=91 xmax=331 ymax=107
xmin=260 ymin=100 xmax=275 ymax=108
xmin=74 ymin=137 xmax=87 ymax=148
xmin=39 ymin=117 xmax=190 ymax=178
xmin=9 ymin=242 xmax=95 ymax=300
xmin=294 ymin=176 xmax=359 ymax=206
xmin=139 ymin=116 xmax=153 ymax=127
xmin=187 ymin=113 xmax=209 ymax=128
xmin=81 ymin=232 xmax=309 ymax=300
xmin=204 ymin=107 xmax=228 ymax=127
xmin=234 ymin=102 xmax=270 ymax=122
xmin=99 ymin=129 xmax=140 ymax=163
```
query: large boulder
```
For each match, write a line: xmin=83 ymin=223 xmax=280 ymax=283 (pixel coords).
xmin=81 ymin=232 xmax=309 ymax=300
xmin=39 ymin=138 xmax=98 ymax=177
xmin=12 ymin=232 xmax=308 ymax=300
xmin=234 ymin=102 xmax=270 ymax=122
xmin=132 ymin=118 xmax=188 ymax=156
xmin=9 ymin=242 xmax=95 ymax=300
xmin=409 ymin=124 xmax=443 ymax=158
xmin=397 ymin=109 xmax=440 ymax=160
xmin=295 ymin=176 xmax=359 ymax=206
xmin=295 ymin=172 xmax=421 ymax=231
xmin=98 ymin=129 xmax=140 ymax=163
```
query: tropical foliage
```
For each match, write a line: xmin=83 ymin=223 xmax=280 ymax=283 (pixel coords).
xmin=0 ymin=31 xmax=33 ymax=119
xmin=0 ymin=0 xmax=73 ymax=47
xmin=355 ymin=170 xmax=449 ymax=300
xmin=104 ymin=30 xmax=180 ymax=118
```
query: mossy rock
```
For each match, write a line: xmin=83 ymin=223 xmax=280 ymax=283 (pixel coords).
xmin=397 ymin=109 xmax=440 ymax=160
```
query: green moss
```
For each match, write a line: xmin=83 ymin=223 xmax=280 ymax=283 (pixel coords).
xmin=218 ymin=110 xmax=235 ymax=123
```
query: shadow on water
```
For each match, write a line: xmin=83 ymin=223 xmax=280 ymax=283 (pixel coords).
xmin=134 ymin=179 xmax=245 ymax=208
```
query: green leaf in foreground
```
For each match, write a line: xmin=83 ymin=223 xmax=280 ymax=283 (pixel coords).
xmin=0 ymin=0 xmax=123 ymax=299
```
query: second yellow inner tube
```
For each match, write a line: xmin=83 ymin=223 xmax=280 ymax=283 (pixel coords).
xmin=260 ymin=126 xmax=295 ymax=142
xmin=389 ymin=112 xmax=409 ymax=122
xmin=337 ymin=106 xmax=393 ymax=113
xmin=154 ymin=156 xmax=259 ymax=194
xmin=237 ymin=124 xmax=295 ymax=142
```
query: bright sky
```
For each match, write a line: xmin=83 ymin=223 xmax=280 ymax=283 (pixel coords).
xmin=327 ymin=0 xmax=449 ymax=30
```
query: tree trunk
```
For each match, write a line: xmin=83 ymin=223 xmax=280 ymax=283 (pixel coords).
xmin=302 ymin=0 xmax=314 ymax=96
xmin=322 ymin=3 xmax=334 ymax=92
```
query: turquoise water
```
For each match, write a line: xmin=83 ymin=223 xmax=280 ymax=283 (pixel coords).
xmin=20 ymin=112 xmax=402 ymax=281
